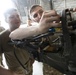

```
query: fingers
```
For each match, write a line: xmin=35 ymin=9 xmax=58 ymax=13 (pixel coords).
xmin=43 ymin=10 xmax=60 ymax=19
xmin=44 ymin=15 xmax=60 ymax=23
xmin=39 ymin=10 xmax=61 ymax=33
xmin=41 ymin=10 xmax=61 ymax=27
xmin=42 ymin=10 xmax=60 ymax=21
xmin=49 ymin=23 xmax=61 ymax=28
xmin=43 ymin=10 xmax=58 ymax=17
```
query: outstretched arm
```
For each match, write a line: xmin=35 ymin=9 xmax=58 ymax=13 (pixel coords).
xmin=9 ymin=25 xmax=42 ymax=40
xmin=9 ymin=10 xmax=61 ymax=40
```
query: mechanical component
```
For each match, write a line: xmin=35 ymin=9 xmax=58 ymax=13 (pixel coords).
xmin=9 ymin=8 xmax=76 ymax=75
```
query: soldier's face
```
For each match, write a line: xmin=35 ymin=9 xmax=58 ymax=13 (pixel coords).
xmin=30 ymin=6 xmax=44 ymax=23
xmin=6 ymin=11 xmax=21 ymax=29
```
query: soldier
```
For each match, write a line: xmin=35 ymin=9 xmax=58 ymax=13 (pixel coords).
xmin=9 ymin=5 xmax=62 ymax=75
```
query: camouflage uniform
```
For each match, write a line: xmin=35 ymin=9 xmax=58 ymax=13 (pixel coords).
xmin=0 ymin=30 xmax=33 ymax=75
